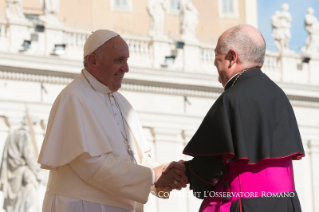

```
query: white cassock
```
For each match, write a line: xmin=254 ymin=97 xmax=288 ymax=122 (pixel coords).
xmin=38 ymin=69 xmax=160 ymax=212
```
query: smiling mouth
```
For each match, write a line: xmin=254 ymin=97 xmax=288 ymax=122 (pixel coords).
xmin=115 ymin=74 xmax=124 ymax=79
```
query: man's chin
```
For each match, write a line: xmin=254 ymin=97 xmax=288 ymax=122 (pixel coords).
xmin=111 ymin=84 xmax=121 ymax=92
xmin=218 ymin=77 xmax=226 ymax=87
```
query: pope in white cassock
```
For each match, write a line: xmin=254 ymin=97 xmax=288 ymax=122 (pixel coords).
xmin=37 ymin=30 xmax=187 ymax=212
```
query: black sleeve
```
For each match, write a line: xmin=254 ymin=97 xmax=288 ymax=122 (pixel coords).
xmin=185 ymin=155 xmax=226 ymax=199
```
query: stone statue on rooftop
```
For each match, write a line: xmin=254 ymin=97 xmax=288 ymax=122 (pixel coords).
xmin=44 ymin=0 xmax=60 ymax=16
xmin=5 ymin=0 xmax=25 ymax=21
xmin=301 ymin=7 xmax=319 ymax=57
xmin=180 ymin=0 xmax=199 ymax=42
xmin=147 ymin=0 xmax=167 ymax=37
xmin=271 ymin=3 xmax=292 ymax=53
xmin=40 ymin=0 xmax=61 ymax=25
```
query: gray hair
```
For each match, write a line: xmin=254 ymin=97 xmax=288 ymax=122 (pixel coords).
xmin=83 ymin=56 xmax=89 ymax=68
xmin=83 ymin=45 xmax=105 ymax=68
xmin=220 ymin=24 xmax=266 ymax=66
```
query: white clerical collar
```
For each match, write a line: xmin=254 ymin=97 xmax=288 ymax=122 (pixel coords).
xmin=82 ymin=68 xmax=113 ymax=94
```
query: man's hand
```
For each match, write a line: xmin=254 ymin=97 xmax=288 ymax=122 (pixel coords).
xmin=163 ymin=160 xmax=186 ymax=174
xmin=163 ymin=160 xmax=189 ymax=189
xmin=153 ymin=161 xmax=188 ymax=190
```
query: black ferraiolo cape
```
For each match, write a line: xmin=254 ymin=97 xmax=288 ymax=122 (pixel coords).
xmin=182 ymin=69 xmax=304 ymax=212
xmin=183 ymin=69 xmax=304 ymax=162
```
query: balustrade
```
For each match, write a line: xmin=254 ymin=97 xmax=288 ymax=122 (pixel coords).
xmin=263 ymin=51 xmax=281 ymax=81
xmin=123 ymin=35 xmax=153 ymax=67
xmin=0 ymin=20 xmax=317 ymax=86
xmin=62 ymin=29 xmax=89 ymax=59
xmin=200 ymin=45 xmax=216 ymax=74
xmin=0 ymin=21 xmax=8 ymax=50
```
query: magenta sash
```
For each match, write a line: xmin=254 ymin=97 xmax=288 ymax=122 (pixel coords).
xmin=201 ymin=157 xmax=295 ymax=212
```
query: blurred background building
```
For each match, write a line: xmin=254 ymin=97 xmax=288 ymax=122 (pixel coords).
xmin=0 ymin=0 xmax=318 ymax=211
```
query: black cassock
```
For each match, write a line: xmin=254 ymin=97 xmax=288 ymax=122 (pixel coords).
xmin=183 ymin=69 xmax=304 ymax=212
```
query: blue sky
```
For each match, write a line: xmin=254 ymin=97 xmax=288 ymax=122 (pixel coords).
xmin=257 ymin=0 xmax=319 ymax=52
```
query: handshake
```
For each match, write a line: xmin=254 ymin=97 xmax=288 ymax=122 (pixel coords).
xmin=153 ymin=160 xmax=188 ymax=192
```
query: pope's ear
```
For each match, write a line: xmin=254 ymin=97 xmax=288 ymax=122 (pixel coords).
xmin=87 ymin=54 xmax=98 ymax=68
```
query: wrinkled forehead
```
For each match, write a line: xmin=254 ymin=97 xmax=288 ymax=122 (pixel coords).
xmin=103 ymin=36 xmax=128 ymax=50
xmin=100 ymin=36 xmax=129 ymax=58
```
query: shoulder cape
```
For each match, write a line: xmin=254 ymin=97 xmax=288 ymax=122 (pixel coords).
xmin=183 ymin=69 xmax=304 ymax=164
xmin=38 ymin=73 xmax=150 ymax=169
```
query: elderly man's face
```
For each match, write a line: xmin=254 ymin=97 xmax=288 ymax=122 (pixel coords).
xmin=95 ymin=36 xmax=129 ymax=92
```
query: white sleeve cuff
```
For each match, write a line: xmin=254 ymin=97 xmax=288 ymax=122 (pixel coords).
xmin=151 ymin=168 xmax=155 ymax=185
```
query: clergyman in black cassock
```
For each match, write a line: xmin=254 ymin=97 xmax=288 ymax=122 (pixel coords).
xmin=166 ymin=24 xmax=305 ymax=212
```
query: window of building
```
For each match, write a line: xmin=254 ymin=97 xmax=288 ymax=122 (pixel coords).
xmin=111 ymin=0 xmax=132 ymax=11
xmin=223 ymin=0 xmax=234 ymax=14
xmin=115 ymin=0 xmax=128 ymax=8
xmin=170 ymin=0 xmax=180 ymax=12
xmin=219 ymin=0 xmax=238 ymax=18
xmin=25 ymin=14 xmax=40 ymax=25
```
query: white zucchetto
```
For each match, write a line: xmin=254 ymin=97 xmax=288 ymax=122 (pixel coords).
xmin=83 ymin=29 xmax=119 ymax=57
